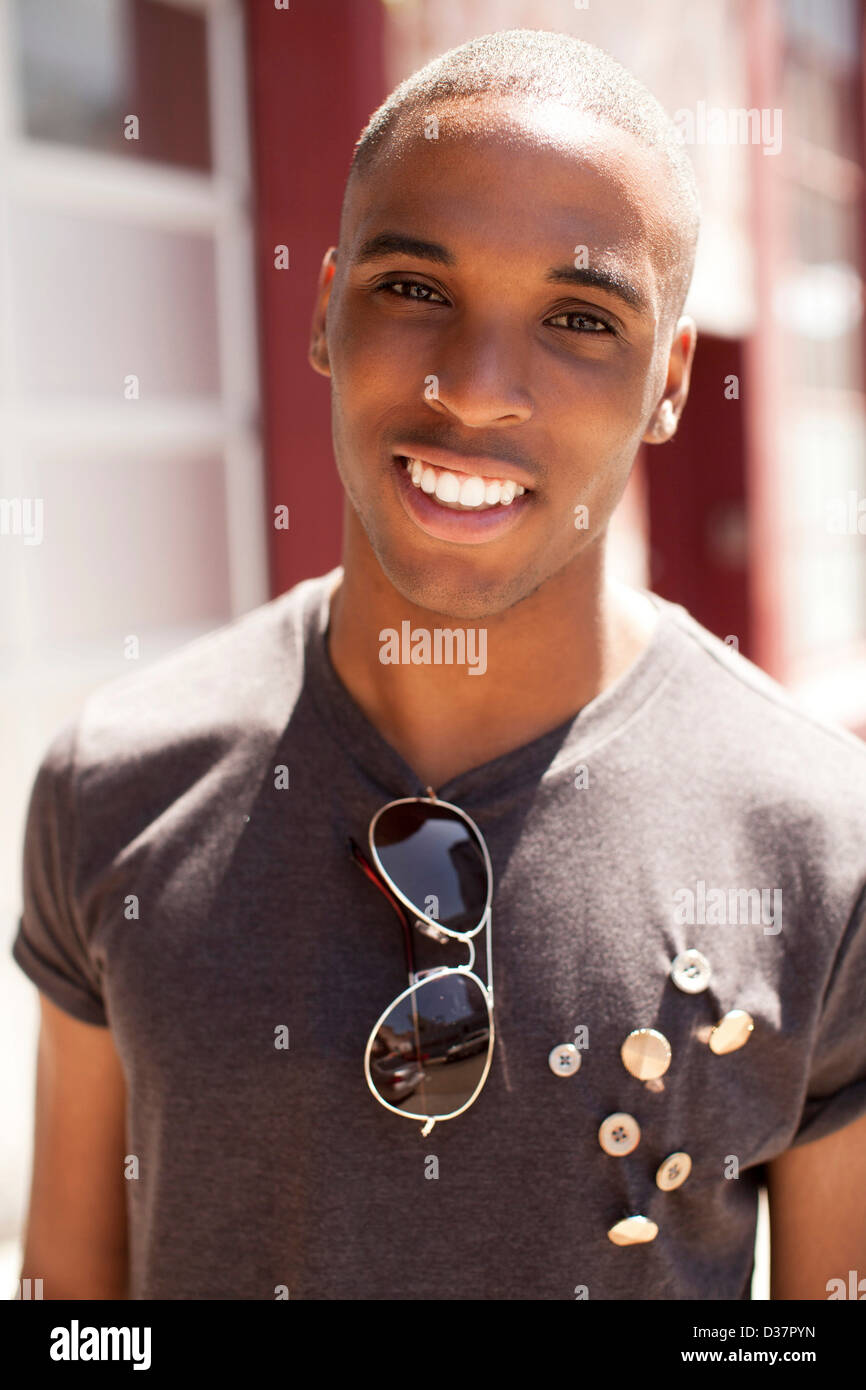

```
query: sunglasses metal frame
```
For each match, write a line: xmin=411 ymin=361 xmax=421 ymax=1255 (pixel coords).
xmin=367 ymin=794 xmax=494 ymax=944
xmin=363 ymin=963 xmax=494 ymax=1135
xmin=353 ymin=790 xmax=495 ymax=1135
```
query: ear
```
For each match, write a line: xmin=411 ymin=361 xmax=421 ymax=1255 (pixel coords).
xmin=308 ymin=247 xmax=338 ymax=378
xmin=642 ymin=315 xmax=698 ymax=445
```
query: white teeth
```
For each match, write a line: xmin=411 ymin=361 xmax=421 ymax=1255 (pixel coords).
xmin=402 ymin=457 xmax=528 ymax=510
xmin=434 ymin=471 xmax=461 ymax=504
xmin=458 ymin=475 xmax=486 ymax=507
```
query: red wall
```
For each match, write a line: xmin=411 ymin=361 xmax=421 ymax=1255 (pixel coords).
xmin=244 ymin=0 xmax=386 ymax=598
xmin=647 ymin=335 xmax=752 ymax=658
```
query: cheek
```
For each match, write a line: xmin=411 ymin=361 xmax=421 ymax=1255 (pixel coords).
xmin=330 ymin=328 xmax=413 ymax=428
xmin=547 ymin=345 xmax=649 ymax=430
xmin=331 ymin=295 xmax=409 ymax=378
xmin=554 ymin=370 xmax=645 ymax=475
xmin=553 ymin=404 xmax=644 ymax=535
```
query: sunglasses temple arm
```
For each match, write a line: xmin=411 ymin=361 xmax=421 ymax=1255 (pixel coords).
xmin=348 ymin=837 xmax=417 ymax=983
xmin=349 ymin=839 xmax=440 ymax=1137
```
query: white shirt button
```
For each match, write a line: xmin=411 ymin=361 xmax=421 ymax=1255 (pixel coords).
xmin=607 ymin=1215 xmax=659 ymax=1246
xmin=548 ymin=1043 xmax=581 ymax=1076
xmin=598 ymin=1112 xmax=641 ymax=1156
xmin=656 ymin=1151 xmax=692 ymax=1191
xmin=670 ymin=949 xmax=712 ymax=994
xmin=621 ymin=1027 xmax=672 ymax=1080
xmin=709 ymin=1009 xmax=754 ymax=1054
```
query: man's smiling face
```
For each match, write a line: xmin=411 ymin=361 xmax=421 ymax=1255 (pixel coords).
xmin=310 ymin=98 xmax=696 ymax=619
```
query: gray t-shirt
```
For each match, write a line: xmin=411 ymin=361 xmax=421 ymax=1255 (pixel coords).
xmin=12 ymin=566 xmax=866 ymax=1300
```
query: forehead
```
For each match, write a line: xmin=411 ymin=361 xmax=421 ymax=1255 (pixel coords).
xmin=345 ymin=99 xmax=677 ymax=312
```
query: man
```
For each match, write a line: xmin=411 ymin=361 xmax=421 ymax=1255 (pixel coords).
xmin=13 ymin=29 xmax=866 ymax=1301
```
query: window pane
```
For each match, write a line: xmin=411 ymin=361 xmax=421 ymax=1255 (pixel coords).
xmin=12 ymin=0 xmax=211 ymax=172
xmin=9 ymin=449 xmax=231 ymax=649
xmin=783 ymin=0 xmax=861 ymax=67
xmin=11 ymin=207 xmax=221 ymax=399
xmin=783 ymin=406 xmax=866 ymax=657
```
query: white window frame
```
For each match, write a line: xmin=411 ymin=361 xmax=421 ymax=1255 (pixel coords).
xmin=0 ymin=0 xmax=268 ymax=654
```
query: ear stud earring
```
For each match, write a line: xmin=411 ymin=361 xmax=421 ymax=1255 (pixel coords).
xmin=657 ymin=401 xmax=677 ymax=437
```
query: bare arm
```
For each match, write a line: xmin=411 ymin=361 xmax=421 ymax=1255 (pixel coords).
xmin=766 ymin=1109 xmax=866 ymax=1299
xmin=17 ymin=992 xmax=129 ymax=1299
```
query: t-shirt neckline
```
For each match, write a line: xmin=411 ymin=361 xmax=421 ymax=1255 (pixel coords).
xmin=302 ymin=566 xmax=686 ymax=802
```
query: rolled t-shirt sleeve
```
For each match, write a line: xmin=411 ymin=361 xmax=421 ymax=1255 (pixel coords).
xmin=11 ymin=717 xmax=108 ymax=1027
xmin=790 ymin=878 xmax=866 ymax=1149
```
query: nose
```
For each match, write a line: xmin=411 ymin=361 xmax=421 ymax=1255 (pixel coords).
xmin=426 ymin=317 xmax=534 ymax=428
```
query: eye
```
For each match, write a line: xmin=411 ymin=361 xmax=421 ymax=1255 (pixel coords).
xmin=547 ymin=309 xmax=616 ymax=335
xmin=373 ymin=277 xmax=448 ymax=305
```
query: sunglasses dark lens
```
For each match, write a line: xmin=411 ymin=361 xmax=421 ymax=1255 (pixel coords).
xmin=373 ymin=802 xmax=488 ymax=932
xmin=368 ymin=973 xmax=491 ymax=1119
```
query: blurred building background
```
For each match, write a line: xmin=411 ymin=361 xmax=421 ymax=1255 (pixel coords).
xmin=2 ymin=0 xmax=864 ymax=1298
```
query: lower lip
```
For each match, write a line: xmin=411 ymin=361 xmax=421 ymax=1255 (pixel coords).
xmin=392 ymin=456 xmax=534 ymax=545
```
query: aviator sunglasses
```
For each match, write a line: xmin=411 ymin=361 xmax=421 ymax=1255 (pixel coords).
xmin=348 ymin=789 xmax=494 ymax=1135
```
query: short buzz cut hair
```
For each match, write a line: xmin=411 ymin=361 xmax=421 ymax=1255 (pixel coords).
xmin=343 ymin=27 xmax=701 ymax=332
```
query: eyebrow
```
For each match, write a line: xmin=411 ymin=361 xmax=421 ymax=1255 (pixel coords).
xmin=353 ymin=231 xmax=649 ymax=314
xmin=355 ymin=232 xmax=456 ymax=268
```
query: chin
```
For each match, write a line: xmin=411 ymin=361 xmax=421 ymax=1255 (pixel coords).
xmin=374 ymin=544 xmax=538 ymax=622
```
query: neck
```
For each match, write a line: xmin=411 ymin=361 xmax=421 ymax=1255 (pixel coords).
xmin=326 ymin=510 xmax=658 ymax=790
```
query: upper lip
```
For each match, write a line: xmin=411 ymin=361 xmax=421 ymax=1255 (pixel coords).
xmin=392 ymin=442 xmax=536 ymax=490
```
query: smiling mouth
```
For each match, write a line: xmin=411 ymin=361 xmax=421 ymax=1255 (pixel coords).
xmin=394 ymin=454 xmax=530 ymax=510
